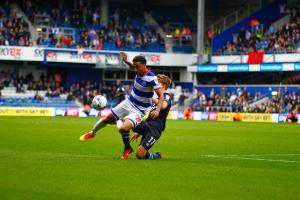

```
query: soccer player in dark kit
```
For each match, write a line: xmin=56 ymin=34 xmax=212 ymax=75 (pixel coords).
xmin=130 ymin=74 xmax=172 ymax=160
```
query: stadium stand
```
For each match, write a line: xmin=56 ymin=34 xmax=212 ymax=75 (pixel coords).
xmin=216 ymin=2 xmax=300 ymax=55
xmin=0 ymin=0 xmax=197 ymax=53
xmin=211 ymin=0 xmax=288 ymax=53
xmin=18 ymin=0 xmax=166 ymax=52
xmin=0 ymin=70 xmax=130 ymax=108
xmin=191 ymin=86 xmax=300 ymax=113
xmin=0 ymin=0 xmax=299 ymax=115
xmin=0 ymin=97 xmax=79 ymax=108
xmin=151 ymin=5 xmax=194 ymax=53
xmin=0 ymin=4 xmax=31 ymax=46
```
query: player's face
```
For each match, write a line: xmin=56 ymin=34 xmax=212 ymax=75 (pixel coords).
xmin=133 ymin=62 xmax=146 ymax=76
xmin=159 ymin=82 xmax=166 ymax=91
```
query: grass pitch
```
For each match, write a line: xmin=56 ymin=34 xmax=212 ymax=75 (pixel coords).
xmin=0 ymin=117 xmax=300 ymax=200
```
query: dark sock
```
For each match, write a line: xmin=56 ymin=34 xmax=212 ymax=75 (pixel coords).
xmin=144 ymin=151 xmax=150 ymax=159
xmin=122 ymin=133 xmax=131 ymax=150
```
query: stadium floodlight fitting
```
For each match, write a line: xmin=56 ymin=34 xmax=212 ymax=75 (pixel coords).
xmin=166 ymin=34 xmax=173 ymax=38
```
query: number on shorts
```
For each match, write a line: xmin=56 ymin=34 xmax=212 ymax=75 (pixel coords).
xmin=147 ymin=136 xmax=156 ymax=146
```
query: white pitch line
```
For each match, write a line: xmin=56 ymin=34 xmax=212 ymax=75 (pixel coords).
xmin=203 ymin=153 xmax=300 ymax=157
xmin=202 ymin=155 xmax=300 ymax=163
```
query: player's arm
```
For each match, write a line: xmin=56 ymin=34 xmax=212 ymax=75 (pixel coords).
xmin=150 ymin=87 xmax=164 ymax=119
xmin=152 ymin=96 xmax=169 ymax=110
xmin=120 ymin=52 xmax=134 ymax=70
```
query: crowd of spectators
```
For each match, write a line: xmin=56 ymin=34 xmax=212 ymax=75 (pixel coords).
xmin=217 ymin=4 xmax=300 ymax=55
xmin=191 ymin=87 xmax=300 ymax=113
xmin=76 ymin=22 xmax=164 ymax=50
xmin=18 ymin=0 xmax=164 ymax=51
xmin=0 ymin=71 xmax=65 ymax=99
xmin=22 ymin=0 xmax=143 ymax=27
xmin=4 ymin=0 xmax=300 ymax=55
xmin=191 ymin=87 xmax=255 ymax=112
xmin=0 ymin=71 xmax=132 ymax=107
xmin=21 ymin=0 xmax=95 ymax=27
xmin=0 ymin=4 xmax=31 ymax=46
xmin=158 ymin=16 xmax=193 ymax=45
xmin=0 ymin=0 xmax=197 ymax=52
xmin=66 ymin=80 xmax=130 ymax=106
xmin=2 ymin=70 xmax=300 ymax=114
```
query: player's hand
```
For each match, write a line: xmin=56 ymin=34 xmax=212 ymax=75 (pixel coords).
xmin=120 ymin=52 xmax=128 ymax=62
xmin=130 ymin=133 xmax=140 ymax=142
xmin=150 ymin=109 xmax=159 ymax=119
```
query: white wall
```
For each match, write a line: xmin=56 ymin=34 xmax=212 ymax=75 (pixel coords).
xmin=180 ymin=68 xmax=193 ymax=82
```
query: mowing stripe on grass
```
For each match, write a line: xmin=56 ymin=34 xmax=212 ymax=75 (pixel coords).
xmin=202 ymin=155 xmax=300 ymax=163
xmin=203 ymin=153 xmax=300 ymax=157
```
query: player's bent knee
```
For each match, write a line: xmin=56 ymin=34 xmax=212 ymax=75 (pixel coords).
xmin=136 ymin=146 xmax=147 ymax=159
xmin=102 ymin=114 xmax=116 ymax=124
xmin=136 ymin=151 xmax=144 ymax=159
xmin=118 ymin=126 xmax=130 ymax=133
xmin=118 ymin=120 xmax=133 ymax=133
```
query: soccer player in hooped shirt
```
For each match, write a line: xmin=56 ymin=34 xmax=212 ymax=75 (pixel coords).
xmin=80 ymin=52 xmax=164 ymax=159
xmin=130 ymin=74 xmax=172 ymax=160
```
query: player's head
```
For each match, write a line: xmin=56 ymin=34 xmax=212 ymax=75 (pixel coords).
xmin=157 ymin=74 xmax=172 ymax=90
xmin=132 ymin=55 xmax=147 ymax=76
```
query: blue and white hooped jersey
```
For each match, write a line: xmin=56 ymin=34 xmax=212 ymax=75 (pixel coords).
xmin=128 ymin=71 xmax=160 ymax=112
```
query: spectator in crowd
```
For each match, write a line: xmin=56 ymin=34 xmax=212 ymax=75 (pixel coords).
xmin=191 ymin=87 xmax=300 ymax=114
xmin=181 ymin=26 xmax=192 ymax=42
xmin=34 ymin=91 xmax=44 ymax=101
xmin=178 ymin=92 xmax=188 ymax=111
xmin=20 ymin=0 xmax=165 ymax=52
xmin=0 ymin=5 xmax=31 ymax=46
xmin=217 ymin=4 xmax=300 ymax=55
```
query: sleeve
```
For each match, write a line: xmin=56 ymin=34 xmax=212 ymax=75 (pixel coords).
xmin=164 ymin=93 xmax=171 ymax=105
xmin=151 ymin=76 xmax=160 ymax=89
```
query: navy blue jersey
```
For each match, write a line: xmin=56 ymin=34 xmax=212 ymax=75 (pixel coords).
xmin=147 ymin=93 xmax=172 ymax=131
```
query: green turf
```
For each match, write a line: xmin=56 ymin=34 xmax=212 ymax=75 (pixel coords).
xmin=0 ymin=117 xmax=300 ymax=200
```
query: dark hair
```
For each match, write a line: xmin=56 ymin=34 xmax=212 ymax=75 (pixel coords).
xmin=132 ymin=55 xmax=146 ymax=65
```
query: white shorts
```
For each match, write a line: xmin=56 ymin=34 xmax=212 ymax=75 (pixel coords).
xmin=111 ymin=99 xmax=145 ymax=127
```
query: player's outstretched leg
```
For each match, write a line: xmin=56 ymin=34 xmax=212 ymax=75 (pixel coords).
xmin=118 ymin=119 xmax=134 ymax=159
xmin=80 ymin=113 xmax=116 ymax=142
xmin=136 ymin=146 xmax=163 ymax=160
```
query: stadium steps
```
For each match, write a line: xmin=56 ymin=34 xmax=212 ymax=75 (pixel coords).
xmin=272 ymin=13 xmax=291 ymax=30
xmin=0 ymin=87 xmax=79 ymax=108
xmin=144 ymin=12 xmax=174 ymax=53
xmin=1 ymin=87 xmax=47 ymax=98
xmin=248 ymin=96 xmax=270 ymax=110
xmin=170 ymin=85 xmax=194 ymax=111
xmin=0 ymin=97 xmax=80 ymax=108
xmin=212 ymin=0 xmax=287 ymax=52
xmin=10 ymin=4 xmax=38 ymax=45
